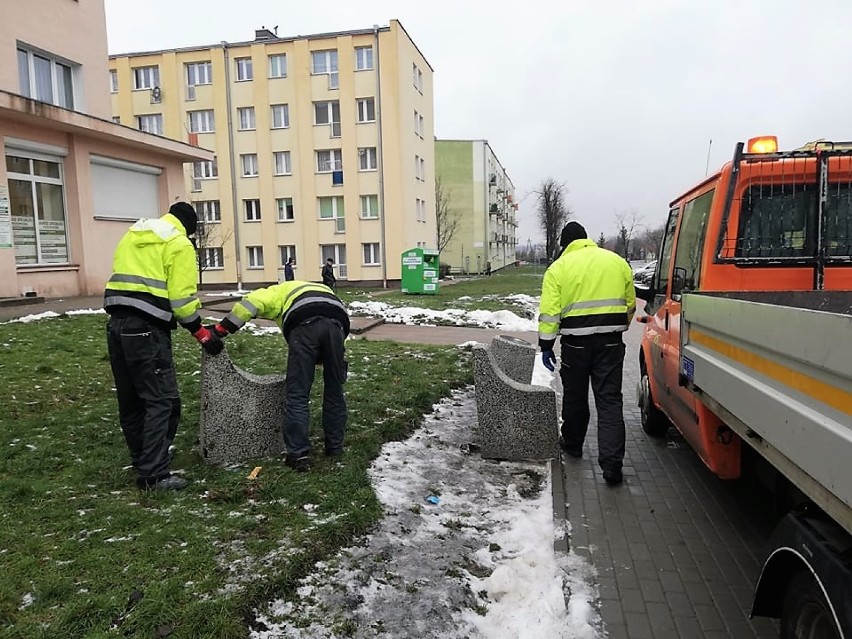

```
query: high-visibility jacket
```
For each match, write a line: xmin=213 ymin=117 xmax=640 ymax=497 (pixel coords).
xmin=221 ymin=281 xmax=350 ymax=340
xmin=103 ymin=213 xmax=202 ymax=332
xmin=538 ymin=239 xmax=635 ymax=350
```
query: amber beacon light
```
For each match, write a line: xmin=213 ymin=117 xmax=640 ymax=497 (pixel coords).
xmin=746 ymin=136 xmax=778 ymax=154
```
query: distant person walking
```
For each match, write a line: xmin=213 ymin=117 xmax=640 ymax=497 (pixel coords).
xmin=321 ymin=257 xmax=337 ymax=291
xmin=103 ymin=202 xmax=223 ymax=491
xmin=538 ymin=221 xmax=635 ymax=486
xmin=284 ymin=257 xmax=295 ymax=281
xmin=211 ymin=281 xmax=350 ymax=472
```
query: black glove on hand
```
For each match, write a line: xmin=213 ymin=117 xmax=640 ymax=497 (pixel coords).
xmin=192 ymin=326 xmax=224 ymax=356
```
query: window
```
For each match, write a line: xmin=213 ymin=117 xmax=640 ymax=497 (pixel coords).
xmin=314 ymin=101 xmax=341 ymax=137
xmin=672 ymin=190 xmax=713 ymax=295
xmin=654 ymin=208 xmax=679 ymax=296
xmin=193 ymin=159 xmax=218 ymax=179
xmin=18 ymin=47 xmax=75 ymax=109
xmin=276 ymin=197 xmax=294 ymax=221
xmin=247 ymin=246 xmax=264 ymax=268
xmin=235 ymin=57 xmax=253 ymax=81
xmin=109 ymin=69 xmax=118 ymax=93
xmin=112 ymin=116 xmax=121 ymax=124
xmin=414 ymin=110 xmax=424 ymax=137
xmin=273 ymin=151 xmax=291 ymax=176
xmin=735 ymin=184 xmax=814 ymax=259
xmin=268 ymin=54 xmax=287 ymax=78
xmin=316 ymin=149 xmax=342 ymax=173
xmin=311 ymin=49 xmax=339 ymax=89
xmin=137 ymin=114 xmax=163 ymax=136
xmin=279 ymin=245 xmax=297 ymax=266
xmin=132 ymin=65 xmax=160 ymax=90
xmin=201 ymin=247 xmax=224 ymax=269
xmin=355 ymin=46 xmax=373 ymax=71
xmin=186 ymin=61 xmax=212 ymax=86
xmin=318 ymin=196 xmax=344 ymax=221
xmin=362 ymin=242 xmax=381 ymax=265
xmin=188 ymin=110 xmax=215 ymax=133
xmin=244 ymin=199 xmax=261 ymax=221
xmin=356 ymin=97 xmax=375 ymax=123
xmin=412 ymin=63 xmax=423 ymax=92
xmin=194 ymin=200 xmax=221 ymax=222
xmin=271 ymin=104 xmax=290 ymax=129
xmin=360 ymin=194 xmax=379 ymax=219
xmin=415 ymin=154 xmax=426 ymax=181
xmin=238 ymin=107 xmax=256 ymax=130
xmin=6 ymin=153 xmax=68 ymax=265
xmin=415 ymin=198 xmax=427 ymax=222
xmin=419 ymin=113 xmax=425 ymax=136
xmin=321 ymin=244 xmax=347 ymax=278
xmin=359 ymin=147 xmax=377 ymax=171
xmin=241 ymin=153 xmax=258 ymax=177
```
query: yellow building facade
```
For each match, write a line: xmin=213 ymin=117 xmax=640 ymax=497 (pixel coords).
xmin=109 ymin=21 xmax=435 ymax=287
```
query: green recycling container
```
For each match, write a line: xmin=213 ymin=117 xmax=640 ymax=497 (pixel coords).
xmin=400 ymin=247 xmax=440 ymax=294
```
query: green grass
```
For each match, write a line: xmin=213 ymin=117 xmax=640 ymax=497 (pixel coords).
xmin=340 ymin=264 xmax=546 ymax=314
xmin=0 ymin=314 xmax=472 ymax=638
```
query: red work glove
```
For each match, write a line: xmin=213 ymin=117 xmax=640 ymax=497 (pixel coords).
xmin=211 ymin=323 xmax=229 ymax=338
xmin=192 ymin=326 xmax=223 ymax=356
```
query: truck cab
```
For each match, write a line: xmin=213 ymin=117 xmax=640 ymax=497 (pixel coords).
xmin=636 ymin=136 xmax=852 ymax=636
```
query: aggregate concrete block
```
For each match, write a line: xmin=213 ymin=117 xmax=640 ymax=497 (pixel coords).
xmin=472 ymin=335 xmax=559 ymax=461
xmin=199 ymin=349 xmax=286 ymax=464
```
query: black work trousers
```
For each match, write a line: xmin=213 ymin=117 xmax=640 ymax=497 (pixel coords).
xmin=559 ymin=333 xmax=626 ymax=473
xmin=106 ymin=315 xmax=180 ymax=486
xmin=284 ymin=316 xmax=348 ymax=457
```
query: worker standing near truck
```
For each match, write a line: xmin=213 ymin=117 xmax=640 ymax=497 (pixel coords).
xmin=538 ymin=221 xmax=636 ymax=485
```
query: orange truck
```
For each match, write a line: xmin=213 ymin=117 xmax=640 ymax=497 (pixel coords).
xmin=635 ymin=137 xmax=852 ymax=637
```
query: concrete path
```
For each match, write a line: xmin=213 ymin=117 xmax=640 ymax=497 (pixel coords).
xmin=555 ymin=323 xmax=779 ymax=638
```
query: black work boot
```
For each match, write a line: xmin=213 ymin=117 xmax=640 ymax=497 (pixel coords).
xmin=142 ymin=475 xmax=188 ymax=491
xmin=285 ymin=455 xmax=311 ymax=473
xmin=559 ymin=436 xmax=583 ymax=459
xmin=602 ymin=469 xmax=623 ymax=486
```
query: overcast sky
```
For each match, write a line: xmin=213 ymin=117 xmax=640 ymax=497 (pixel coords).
xmin=105 ymin=0 xmax=852 ymax=245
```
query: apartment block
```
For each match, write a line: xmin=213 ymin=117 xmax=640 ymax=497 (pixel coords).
xmin=435 ymin=140 xmax=518 ymax=274
xmin=0 ymin=0 xmax=209 ymax=299
xmin=109 ymin=20 xmax=435 ymax=287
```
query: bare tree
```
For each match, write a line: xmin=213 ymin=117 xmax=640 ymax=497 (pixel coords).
xmin=535 ymin=179 xmax=571 ymax=260
xmin=614 ymin=210 xmax=642 ymax=259
xmin=435 ymin=177 xmax=461 ymax=255
xmin=636 ymin=224 xmax=665 ymax=259
xmin=195 ymin=220 xmax=233 ymax=288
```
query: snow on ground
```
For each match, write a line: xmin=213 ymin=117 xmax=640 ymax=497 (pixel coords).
xmin=348 ymin=300 xmax=537 ymax=332
xmin=250 ymin=388 xmax=600 ymax=639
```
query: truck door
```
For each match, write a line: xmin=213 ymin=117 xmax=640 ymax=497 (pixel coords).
xmin=665 ymin=189 xmax=714 ymax=448
xmin=642 ymin=207 xmax=679 ymax=421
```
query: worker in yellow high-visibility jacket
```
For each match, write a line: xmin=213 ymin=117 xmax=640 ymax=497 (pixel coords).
xmin=103 ymin=202 xmax=222 ymax=492
xmin=212 ymin=280 xmax=350 ymax=473
xmin=538 ymin=221 xmax=635 ymax=485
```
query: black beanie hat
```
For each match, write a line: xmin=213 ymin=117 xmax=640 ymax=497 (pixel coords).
xmin=169 ymin=201 xmax=198 ymax=236
xmin=560 ymin=221 xmax=587 ymax=249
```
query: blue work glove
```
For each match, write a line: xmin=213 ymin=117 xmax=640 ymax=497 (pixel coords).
xmin=542 ymin=350 xmax=557 ymax=372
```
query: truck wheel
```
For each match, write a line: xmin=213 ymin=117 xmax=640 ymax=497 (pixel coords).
xmin=780 ymin=571 xmax=840 ymax=639
xmin=639 ymin=364 xmax=668 ymax=437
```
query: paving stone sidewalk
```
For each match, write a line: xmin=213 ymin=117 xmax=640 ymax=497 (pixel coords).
xmin=555 ymin=324 xmax=780 ymax=639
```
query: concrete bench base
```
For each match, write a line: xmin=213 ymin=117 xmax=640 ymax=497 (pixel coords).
xmin=472 ymin=335 xmax=558 ymax=461
xmin=199 ymin=350 xmax=286 ymax=464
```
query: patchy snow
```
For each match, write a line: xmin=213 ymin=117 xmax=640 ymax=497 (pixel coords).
xmin=348 ymin=301 xmax=537 ymax=332
xmin=249 ymin=388 xmax=600 ymax=639
xmin=65 ymin=308 xmax=106 ymax=316
xmin=4 ymin=311 xmax=60 ymax=323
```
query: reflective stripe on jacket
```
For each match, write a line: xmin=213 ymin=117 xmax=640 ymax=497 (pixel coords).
xmin=538 ymin=239 xmax=635 ymax=350
xmin=103 ymin=213 xmax=201 ymax=332
xmin=223 ymin=281 xmax=350 ymax=340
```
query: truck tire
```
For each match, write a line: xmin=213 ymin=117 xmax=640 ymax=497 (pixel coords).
xmin=780 ymin=571 xmax=840 ymax=639
xmin=639 ymin=362 xmax=669 ymax=438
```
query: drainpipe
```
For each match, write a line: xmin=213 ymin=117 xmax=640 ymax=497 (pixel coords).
xmin=221 ymin=41 xmax=243 ymax=290
xmin=374 ymin=24 xmax=388 ymax=288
